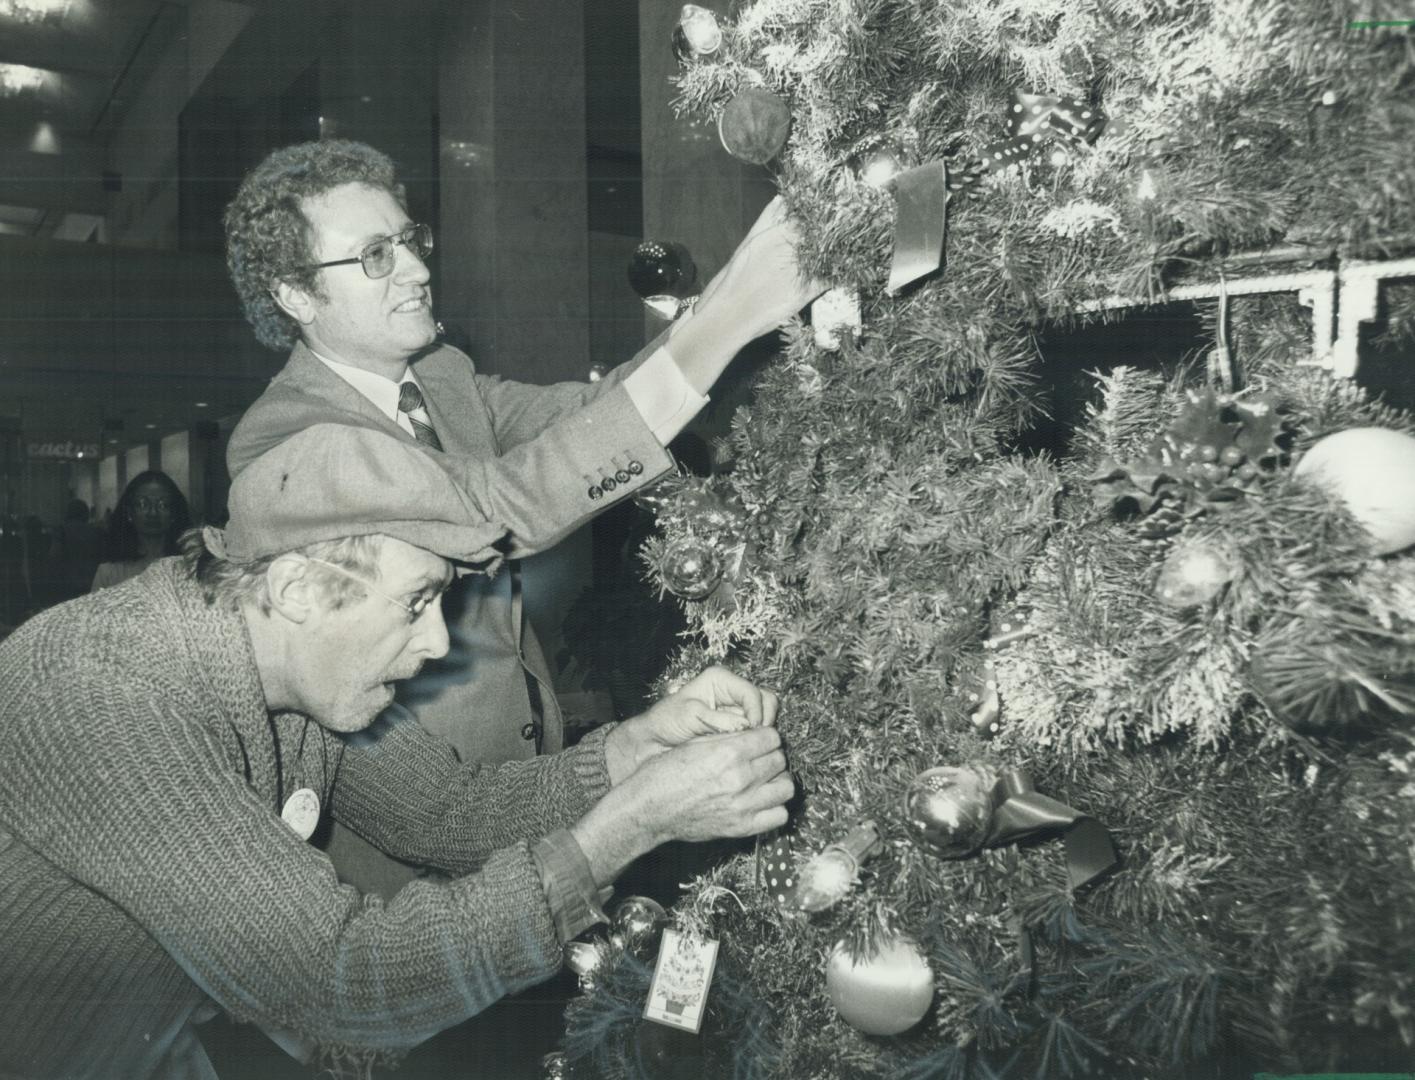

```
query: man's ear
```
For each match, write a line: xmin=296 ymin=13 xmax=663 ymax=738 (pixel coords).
xmin=272 ymin=279 xmax=317 ymax=326
xmin=265 ymin=555 xmax=317 ymax=624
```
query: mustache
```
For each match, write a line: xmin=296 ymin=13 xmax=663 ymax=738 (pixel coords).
xmin=384 ymin=661 xmax=425 ymax=684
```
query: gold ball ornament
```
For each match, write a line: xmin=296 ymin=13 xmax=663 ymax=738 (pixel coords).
xmin=826 ymin=935 xmax=934 ymax=1035
xmin=1155 ymin=542 xmax=1237 ymax=609
xmin=1294 ymin=427 xmax=1415 ymax=555
xmin=718 ymin=86 xmax=792 ymax=165
xmin=661 ymin=536 xmax=724 ymax=599
xmin=902 ymin=764 xmax=995 ymax=859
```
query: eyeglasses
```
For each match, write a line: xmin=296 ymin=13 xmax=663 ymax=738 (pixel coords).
xmin=305 ymin=556 xmax=441 ymax=624
xmin=133 ymin=497 xmax=173 ymax=513
xmin=306 ymin=223 xmax=433 ymax=280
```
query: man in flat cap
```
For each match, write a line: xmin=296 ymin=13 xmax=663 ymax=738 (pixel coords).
xmin=0 ymin=424 xmax=792 ymax=1080
xmin=224 ymin=138 xmax=820 ymax=896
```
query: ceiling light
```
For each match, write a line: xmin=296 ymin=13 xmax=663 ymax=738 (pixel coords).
xmin=30 ymin=121 xmax=59 ymax=154
xmin=0 ymin=0 xmax=72 ymax=24
xmin=194 ymin=402 xmax=208 ymax=408
xmin=0 ymin=63 xmax=48 ymax=96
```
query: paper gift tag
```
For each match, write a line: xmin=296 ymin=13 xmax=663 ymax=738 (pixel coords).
xmin=643 ymin=928 xmax=719 ymax=1033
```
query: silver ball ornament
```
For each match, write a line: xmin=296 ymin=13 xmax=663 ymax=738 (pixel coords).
xmin=661 ymin=536 xmax=723 ymax=600
xmin=902 ymin=764 xmax=996 ymax=859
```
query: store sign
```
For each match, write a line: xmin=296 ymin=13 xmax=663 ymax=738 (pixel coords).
xmin=27 ymin=440 xmax=100 ymax=460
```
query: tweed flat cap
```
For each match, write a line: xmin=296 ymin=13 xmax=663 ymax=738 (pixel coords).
xmin=205 ymin=423 xmax=507 ymax=566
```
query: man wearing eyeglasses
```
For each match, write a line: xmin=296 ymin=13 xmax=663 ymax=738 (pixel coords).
xmin=222 ymin=139 xmax=819 ymax=899
xmin=0 ymin=423 xmax=793 ymax=1079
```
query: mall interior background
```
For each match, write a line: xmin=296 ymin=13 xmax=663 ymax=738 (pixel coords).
xmin=0 ymin=0 xmax=774 ymax=657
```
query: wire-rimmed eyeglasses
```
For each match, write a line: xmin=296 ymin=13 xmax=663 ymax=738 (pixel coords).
xmin=305 ymin=223 xmax=433 ymax=280
xmin=304 ymin=556 xmax=440 ymax=624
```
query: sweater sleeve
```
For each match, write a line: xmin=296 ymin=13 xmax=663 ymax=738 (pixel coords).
xmin=329 ymin=706 xmax=614 ymax=875
xmin=0 ymin=653 xmax=576 ymax=1058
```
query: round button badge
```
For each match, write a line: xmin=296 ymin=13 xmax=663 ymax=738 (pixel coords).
xmin=281 ymin=788 xmax=321 ymax=841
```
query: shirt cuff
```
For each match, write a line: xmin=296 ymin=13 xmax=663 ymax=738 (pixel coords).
xmin=621 ymin=346 xmax=710 ymax=445
xmin=530 ymin=828 xmax=611 ymax=944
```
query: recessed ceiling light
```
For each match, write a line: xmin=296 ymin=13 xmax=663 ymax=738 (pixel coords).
xmin=144 ymin=423 xmax=156 ymax=429
xmin=30 ymin=120 xmax=59 ymax=154
xmin=194 ymin=401 xmax=208 ymax=408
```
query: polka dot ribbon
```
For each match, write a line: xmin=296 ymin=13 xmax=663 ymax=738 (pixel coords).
xmin=979 ymin=90 xmax=1108 ymax=174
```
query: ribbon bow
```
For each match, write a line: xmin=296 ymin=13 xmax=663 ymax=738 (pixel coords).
xmin=984 ymin=768 xmax=1118 ymax=890
xmin=980 ymin=90 xmax=1107 ymax=174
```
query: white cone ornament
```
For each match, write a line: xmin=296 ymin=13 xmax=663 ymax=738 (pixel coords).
xmin=826 ymin=935 xmax=934 ymax=1035
xmin=1295 ymin=427 xmax=1415 ymax=555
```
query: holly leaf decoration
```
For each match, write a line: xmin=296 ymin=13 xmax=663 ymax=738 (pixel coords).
xmin=1229 ymin=395 xmax=1287 ymax=465
xmin=1092 ymin=389 xmax=1290 ymax=531
xmin=1166 ymin=389 xmax=1242 ymax=460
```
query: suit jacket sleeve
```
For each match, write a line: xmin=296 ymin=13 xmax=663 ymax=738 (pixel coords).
xmin=229 ymin=332 xmax=678 ymax=558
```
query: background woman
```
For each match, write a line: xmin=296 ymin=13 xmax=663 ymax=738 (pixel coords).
xmin=91 ymin=471 xmax=192 ymax=591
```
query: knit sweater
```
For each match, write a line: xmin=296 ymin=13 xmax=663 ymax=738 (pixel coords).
xmin=0 ymin=560 xmax=612 ymax=1079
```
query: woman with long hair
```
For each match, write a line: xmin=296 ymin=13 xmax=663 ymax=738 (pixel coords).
xmin=91 ymin=471 xmax=192 ymax=591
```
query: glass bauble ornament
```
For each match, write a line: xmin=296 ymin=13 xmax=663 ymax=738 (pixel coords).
xmin=848 ymin=137 xmax=908 ymax=189
xmin=627 ymin=240 xmax=697 ymax=319
xmin=718 ymin=85 xmax=792 ymax=165
xmin=901 ymin=764 xmax=995 ymax=859
xmin=661 ymin=536 xmax=723 ymax=600
xmin=611 ymin=895 xmax=668 ymax=950
xmin=672 ymin=4 xmax=722 ymax=61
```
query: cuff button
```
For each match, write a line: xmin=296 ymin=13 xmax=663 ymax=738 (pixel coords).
xmin=615 ymin=469 xmax=631 ymax=483
xmin=601 ymin=477 xmax=618 ymax=492
xmin=627 ymin=460 xmax=644 ymax=475
xmin=587 ymin=485 xmax=603 ymax=500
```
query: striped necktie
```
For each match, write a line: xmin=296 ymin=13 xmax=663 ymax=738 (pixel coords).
xmin=397 ymin=380 xmax=444 ymax=450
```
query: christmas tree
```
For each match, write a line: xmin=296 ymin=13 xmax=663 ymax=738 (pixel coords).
xmin=561 ymin=2 xmax=1415 ymax=1077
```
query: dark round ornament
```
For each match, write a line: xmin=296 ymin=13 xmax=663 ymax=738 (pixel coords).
xmin=661 ymin=536 xmax=724 ymax=600
xmin=718 ymin=85 xmax=792 ymax=165
xmin=901 ymin=764 xmax=995 ymax=859
xmin=628 ymin=240 xmax=696 ymax=301
xmin=612 ymin=894 xmax=669 ymax=949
